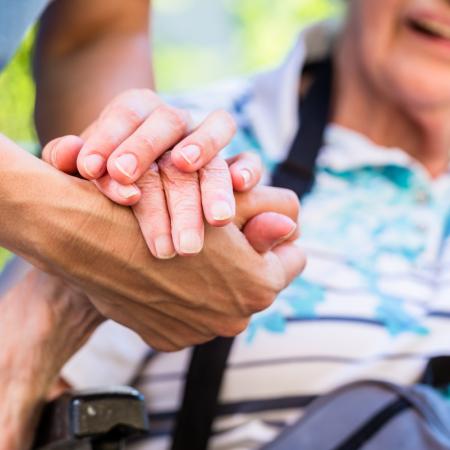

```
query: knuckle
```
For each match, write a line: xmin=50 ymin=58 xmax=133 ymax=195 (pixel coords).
xmin=148 ymin=338 xmax=179 ymax=353
xmin=159 ymin=105 xmax=188 ymax=136
xmin=132 ymin=133 xmax=158 ymax=155
xmin=206 ymin=155 xmax=228 ymax=171
xmin=200 ymin=110 xmax=237 ymax=152
xmin=162 ymin=169 xmax=199 ymax=190
xmin=157 ymin=151 xmax=173 ymax=169
xmin=101 ymin=89 xmax=159 ymax=121
xmin=115 ymin=88 xmax=158 ymax=107
xmin=202 ymin=131 xmax=219 ymax=152
xmin=238 ymin=279 xmax=277 ymax=314
xmin=110 ymin=103 xmax=144 ymax=129
xmin=136 ymin=169 xmax=163 ymax=192
xmin=190 ymin=335 xmax=214 ymax=347
xmin=270 ymin=269 xmax=291 ymax=295
xmin=158 ymin=154 xmax=201 ymax=192
xmin=166 ymin=171 xmax=199 ymax=189
xmin=149 ymin=330 xmax=209 ymax=352
xmin=218 ymin=318 xmax=249 ymax=337
xmin=135 ymin=88 xmax=159 ymax=103
xmin=214 ymin=109 xmax=237 ymax=134
xmin=249 ymin=292 xmax=276 ymax=314
xmin=179 ymin=109 xmax=194 ymax=132
xmin=171 ymin=198 xmax=201 ymax=217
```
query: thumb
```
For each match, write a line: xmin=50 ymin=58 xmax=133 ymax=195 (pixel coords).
xmin=234 ymin=186 xmax=300 ymax=228
xmin=41 ymin=135 xmax=84 ymax=174
xmin=243 ymin=212 xmax=299 ymax=253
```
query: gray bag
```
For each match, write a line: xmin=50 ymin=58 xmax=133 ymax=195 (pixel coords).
xmin=263 ymin=378 xmax=450 ymax=450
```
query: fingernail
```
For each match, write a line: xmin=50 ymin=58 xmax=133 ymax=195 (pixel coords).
xmin=83 ymin=154 xmax=105 ymax=178
xmin=211 ymin=201 xmax=233 ymax=221
xmin=276 ymin=222 xmax=298 ymax=245
xmin=240 ymin=168 xmax=253 ymax=187
xmin=115 ymin=153 xmax=138 ymax=179
xmin=154 ymin=235 xmax=176 ymax=259
xmin=179 ymin=145 xmax=201 ymax=165
xmin=179 ymin=229 xmax=203 ymax=254
xmin=117 ymin=184 xmax=140 ymax=199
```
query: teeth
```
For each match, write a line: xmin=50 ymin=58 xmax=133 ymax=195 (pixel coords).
xmin=414 ymin=17 xmax=450 ymax=39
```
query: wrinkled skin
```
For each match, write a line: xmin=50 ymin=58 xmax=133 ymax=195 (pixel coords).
xmin=0 ymin=271 xmax=101 ymax=450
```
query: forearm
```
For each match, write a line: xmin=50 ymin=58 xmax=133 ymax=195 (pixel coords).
xmin=33 ymin=0 xmax=153 ymax=142
xmin=0 ymin=132 xmax=116 ymax=271
xmin=0 ymin=134 xmax=48 ymax=254
xmin=0 ymin=271 xmax=102 ymax=450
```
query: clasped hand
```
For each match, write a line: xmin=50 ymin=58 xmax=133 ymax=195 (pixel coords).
xmin=42 ymin=89 xmax=277 ymax=258
xmin=34 ymin=88 xmax=306 ymax=351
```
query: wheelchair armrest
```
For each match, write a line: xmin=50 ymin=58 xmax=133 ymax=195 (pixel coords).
xmin=33 ymin=386 xmax=150 ymax=450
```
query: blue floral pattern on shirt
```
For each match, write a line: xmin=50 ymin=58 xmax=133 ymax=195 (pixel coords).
xmin=246 ymin=161 xmax=450 ymax=341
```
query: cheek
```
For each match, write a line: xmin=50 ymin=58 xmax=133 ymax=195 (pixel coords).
xmin=348 ymin=0 xmax=401 ymax=71
xmin=349 ymin=0 xmax=450 ymax=108
xmin=379 ymin=49 xmax=450 ymax=108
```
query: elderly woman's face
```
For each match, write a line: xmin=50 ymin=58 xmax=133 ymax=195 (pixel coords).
xmin=347 ymin=0 xmax=450 ymax=110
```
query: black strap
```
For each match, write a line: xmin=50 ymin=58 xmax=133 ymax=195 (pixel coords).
xmin=420 ymin=356 xmax=450 ymax=388
xmin=271 ymin=58 xmax=333 ymax=196
xmin=171 ymin=58 xmax=333 ymax=450
xmin=171 ymin=337 xmax=234 ymax=450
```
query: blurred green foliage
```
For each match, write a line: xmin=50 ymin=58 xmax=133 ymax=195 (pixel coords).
xmin=154 ymin=0 xmax=341 ymax=90
xmin=0 ymin=249 xmax=12 ymax=268
xmin=0 ymin=0 xmax=339 ymax=269
xmin=0 ymin=30 xmax=36 ymax=143
xmin=230 ymin=0 xmax=341 ymax=71
xmin=0 ymin=0 xmax=341 ymax=141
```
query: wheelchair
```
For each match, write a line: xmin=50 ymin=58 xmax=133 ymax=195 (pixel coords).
xmin=32 ymin=386 xmax=150 ymax=450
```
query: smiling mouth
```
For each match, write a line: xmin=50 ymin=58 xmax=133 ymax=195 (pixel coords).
xmin=407 ymin=16 xmax=450 ymax=41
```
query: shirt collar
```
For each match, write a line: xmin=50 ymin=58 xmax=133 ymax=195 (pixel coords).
xmin=319 ymin=125 xmax=420 ymax=171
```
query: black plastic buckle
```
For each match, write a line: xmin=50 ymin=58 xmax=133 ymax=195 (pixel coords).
xmin=33 ymin=386 xmax=150 ymax=450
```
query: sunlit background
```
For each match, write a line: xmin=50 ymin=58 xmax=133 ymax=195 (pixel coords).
xmin=0 ymin=0 xmax=341 ymax=267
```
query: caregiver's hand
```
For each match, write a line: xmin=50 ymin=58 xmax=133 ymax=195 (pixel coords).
xmin=80 ymin=183 xmax=304 ymax=352
xmin=1 ymin=134 xmax=304 ymax=352
xmin=42 ymin=89 xmax=261 ymax=258
xmin=0 ymin=269 xmax=102 ymax=450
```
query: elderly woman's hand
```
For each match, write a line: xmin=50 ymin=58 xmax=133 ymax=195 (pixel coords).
xmin=42 ymin=89 xmax=263 ymax=258
xmin=0 ymin=269 xmax=103 ymax=450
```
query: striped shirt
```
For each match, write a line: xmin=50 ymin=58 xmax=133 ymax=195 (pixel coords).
xmin=62 ymin=21 xmax=450 ymax=450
